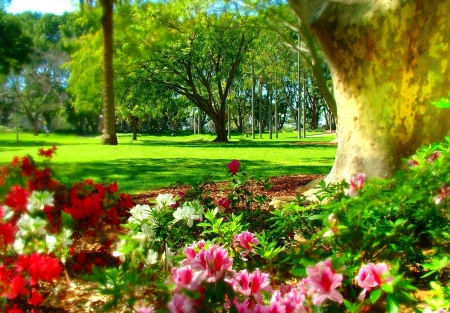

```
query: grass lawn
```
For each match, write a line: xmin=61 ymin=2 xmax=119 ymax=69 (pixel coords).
xmin=0 ymin=131 xmax=337 ymax=194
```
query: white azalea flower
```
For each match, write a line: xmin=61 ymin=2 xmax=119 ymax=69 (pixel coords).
xmin=13 ymin=237 xmax=25 ymax=254
xmin=27 ymin=190 xmax=54 ymax=213
xmin=112 ymin=240 xmax=127 ymax=262
xmin=129 ymin=204 xmax=152 ymax=224
xmin=141 ymin=224 xmax=155 ymax=239
xmin=1 ymin=205 xmax=14 ymax=221
xmin=132 ymin=232 xmax=147 ymax=248
xmin=146 ymin=249 xmax=159 ymax=265
xmin=156 ymin=194 xmax=176 ymax=208
xmin=16 ymin=214 xmax=47 ymax=236
xmin=46 ymin=234 xmax=57 ymax=253
xmin=173 ymin=201 xmax=203 ymax=227
xmin=61 ymin=228 xmax=73 ymax=248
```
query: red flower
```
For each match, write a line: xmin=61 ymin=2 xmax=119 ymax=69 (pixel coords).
xmin=107 ymin=182 xmax=118 ymax=193
xmin=8 ymin=274 xmax=29 ymax=299
xmin=5 ymin=185 xmax=29 ymax=213
xmin=15 ymin=253 xmax=62 ymax=286
xmin=218 ymin=198 xmax=231 ymax=209
xmin=20 ymin=157 xmax=35 ymax=176
xmin=28 ymin=289 xmax=44 ymax=306
xmin=227 ymin=160 xmax=240 ymax=175
xmin=7 ymin=304 xmax=24 ymax=313
xmin=0 ymin=222 xmax=17 ymax=247
xmin=38 ymin=146 xmax=57 ymax=159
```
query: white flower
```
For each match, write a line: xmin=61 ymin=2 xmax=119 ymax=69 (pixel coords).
xmin=1 ymin=205 xmax=14 ymax=221
xmin=27 ymin=190 xmax=54 ymax=213
xmin=112 ymin=240 xmax=127 ymax=262
xmin=141 ymin=224 xmax=155 ymax=238
xmin=46 ymin=234 xmax=57 ymax=253
xmin=61 ymin=228 xmax=73 ymax=248
xmin=173 ymin=202 xmax=203 ymax=227
xmin=16 ymin=214 xmax=47 ymax=236
xmin=132 ymin=232 xmax=147 ymax=248
xmin=156 ymin=194 xmax=176 ymax=208
xmin=13 ymin=237 xmax=25 ymax=254
xmin=146 ymin=249 xmax=159 ymax=265
xmin=129 ymin=204 xmax=152 ymax=224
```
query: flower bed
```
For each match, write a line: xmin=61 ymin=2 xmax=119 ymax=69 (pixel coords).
xmin=0 ymin=144 xmax=449 ymax=313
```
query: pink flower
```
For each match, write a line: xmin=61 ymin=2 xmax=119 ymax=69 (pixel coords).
xmin=407 ymin=158 xmax=419 ymax=167
xmin=228 ymin=160 xmax=240 ymax=175
xmin=306 ymin=259 xmax=343 ymax=305
xmin=345 ymin=173 xmax=366 ymax=197
xmin=189 ymin=245 xmax=233 ymax=282
xmin=233 ymin=231 xmax=259 ymax=259
xmin=169 ymin=266 xmax=206 ymax=293
xmin=356 ymin=262 xmax=391 ymax=301
xmin=323 ymin=213 xmax=338 ymax=238
xmin=137 ymin=306 xmax=154 ymax=313
xmin=271 ymin=284 xmax=308 ymax=313
xmin=428 ymin=151 xmax=441 ymax=163
xmin=433 ymin=184 xmax=450 ymax=205
xmin=167 ymin=293 xmax=196 ymax=313
xmin=231 ymin=269 xmax=273 ymax=304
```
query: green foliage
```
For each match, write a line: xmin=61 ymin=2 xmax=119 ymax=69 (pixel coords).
xmin=431 ymin=93 xmax=450 ymax=109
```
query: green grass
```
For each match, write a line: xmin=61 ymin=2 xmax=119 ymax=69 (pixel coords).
xmin=0 ymin=131 xmax=337 ymax=194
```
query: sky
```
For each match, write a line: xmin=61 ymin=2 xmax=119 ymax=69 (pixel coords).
xmin=6 ymin=0 xmax=79 ymax=15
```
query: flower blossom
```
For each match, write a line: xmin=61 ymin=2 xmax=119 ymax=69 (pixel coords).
xmin=433 ymin=184 xmax=450 ymax=205
xmin=167 ymin=293 xmax=196 ymax=313
xmin=26 ymin=190 xmax=54 ymax=214
xmin=356 ymin=262 xmax=392 ymax=301
xmin=233 ymin=231 xmax=259 ymax=259
xmin=169 ymin=265 xmax=207 ymax=293
xmin=231 ymin=269 xmax=273 ymax=304
xmin=173 ymin=201 xmax=204 ymax=227
xmin=228 ymin=160 xmax=240 ymax=175
xmin=323 ymin=213 xmax=338 ymax=238
xmin=407 ymin=158 xmax=419 ymax=168
xmin=428 ymin=151 xmax=441 ymax=163
xmin=306 ymin=258 xmax=343 ymax=305
xmin=156 ymin=193 xmax=176 ymax=209
xmin=38 ymin=145 xmax=57 ymax=159
xmin=137 ymin=306 xmax=154 ymax=313
xmin=188 ymin=245 xmax=233 ymax=282
xmin=345 ymin=173 xmax=366 ymax=197
xmin=128 ymin=204 xmax=152 ymax=224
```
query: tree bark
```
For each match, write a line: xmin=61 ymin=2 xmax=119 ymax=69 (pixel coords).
xmin=288 ymin=0 xmax=450 ymax=182
xmin=101 ymin=0 xmax=118 ymax=145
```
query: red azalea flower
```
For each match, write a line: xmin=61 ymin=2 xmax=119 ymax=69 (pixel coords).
xmin=28 ymin=289 xmax=44 ymax=306
xmin=15 ymin=253 xmax=62 ymax=286
xmin=7 ymin=274 xmax=29 ymax=299
xmin=11 ymin=156 xmax=20 ymax=167
xmin=107 ymin=182 xmax=118 ymax=193
xmin=0 ymin=222 xmax=17 ymax=246
xmin=20 ymin=157 xmax=35 ymax=176
xmin=227 ymin=159 xmax=240 ymax=175
xmin=7 ymin=304 xmax=24 ymax=313
xmin=5 ymin=185 xmax=29 ymax=213
xmin=218 ymin=198 xmax=231 ymax=209
xmin=38 ymin=146 xmax=57 ymax=159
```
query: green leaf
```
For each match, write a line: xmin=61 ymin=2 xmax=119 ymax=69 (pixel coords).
xmin=381 ymin=283 xmax=394 ymax=293
xmin=289 ymin=268 xmax=306 ymax=277
xmin=386 ymin=295 xmax=399 ymax=313
xmin=370 ymin=288 xmax=382 ymax=304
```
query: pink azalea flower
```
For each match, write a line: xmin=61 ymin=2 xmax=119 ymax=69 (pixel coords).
xmin=323 ymin=213 xmax=338 ymax=238
xmin=433 ymin=184 xmax=450 ymax=205
xmin=228 ymin=160 xmax=240 ymax=175
xmin=306 ymin=259 xmax=343 ymax=305
xmin=167 ymin=293 xmax=196 ymax=313
xmin=189 ymin=245 xmax=233 ymax=282
xmin=407 ymin=158 xmax=419 ymax=167
xmin=345 ymin=173 xmax=366 ymax=197
xmin=137 ymin=307 xmax=154 ymax=313
xmin=183 ymin=241 xmax=206 ymax=265
xmin=356 ymin=262 xmax=392 ymax=301
xmin=271 ymin=284 xmax=308 ymax=313
xmin=233 ymin=231 xmax=259 ymax=259
xmin=169 ymin=265 xmax=207 ymax=293
xmin=428 ymin=151 xmax=441 ymax=163
xmin=231 ymin=269 xmax=273 ymax=304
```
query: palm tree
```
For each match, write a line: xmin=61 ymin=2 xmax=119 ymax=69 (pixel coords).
xmin=80 ymin=0 xmax=118 ymax=145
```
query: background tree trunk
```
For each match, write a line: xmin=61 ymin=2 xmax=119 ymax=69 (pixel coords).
xmin=101 ymin=0 xmax=118 ymax=145
xmin=289 ymin=0 xmax=450 ymax=182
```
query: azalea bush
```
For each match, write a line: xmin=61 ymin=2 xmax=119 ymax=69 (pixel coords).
xmin=1 ymin=142 xmax=450 ymax=313
xmin=0 ymin=147 xmax=135 ymax=312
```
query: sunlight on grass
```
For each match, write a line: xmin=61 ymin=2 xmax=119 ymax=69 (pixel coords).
xmin=0 ymin=132 xmax=337 ymax=194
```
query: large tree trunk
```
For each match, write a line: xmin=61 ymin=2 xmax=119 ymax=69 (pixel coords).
xmin=101 ymin=0 xmax=118 ymax=145
xmin=289 ymin=0 xmax=450 ymax=182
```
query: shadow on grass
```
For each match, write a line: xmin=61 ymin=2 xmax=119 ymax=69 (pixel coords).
xmin=53 ymin=158 xmax=334 ymax=194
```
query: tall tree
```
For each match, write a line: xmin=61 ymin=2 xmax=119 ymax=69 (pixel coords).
xmin=288 ymin=0 xmax=450 ymax=182
xmin=79 ymin=0 xmax=117 ymax=145
xmin=0 ymin=10 xmax=33 ymax=76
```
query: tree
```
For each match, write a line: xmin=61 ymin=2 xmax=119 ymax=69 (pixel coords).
xmin=0 ymin=10 xmax=33 ymax=76
xmin=128 ymin=3 xmax=259 ymax=142
xmin=79 ymin=0 xmax=118 ymax=145
xmin=288 ymin=0 xmax=450 ymax=182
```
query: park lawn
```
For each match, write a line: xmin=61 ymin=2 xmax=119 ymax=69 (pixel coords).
xmin=0 ymin=131 xmax=337 ymax=194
